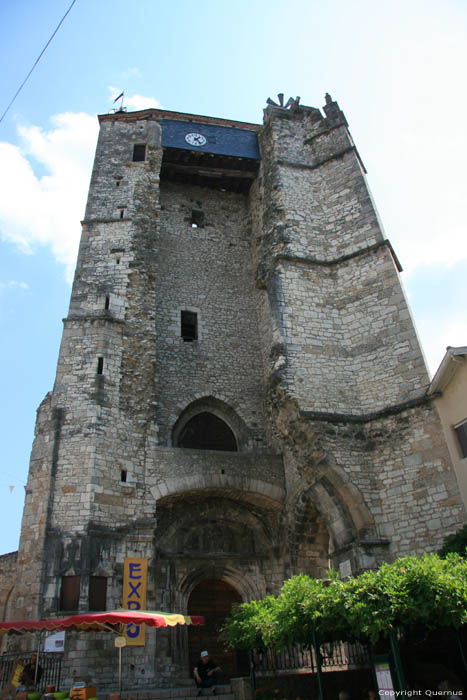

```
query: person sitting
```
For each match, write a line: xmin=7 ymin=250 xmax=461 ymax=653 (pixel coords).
xmin=193 ymin=650 xmax=221 ymax=696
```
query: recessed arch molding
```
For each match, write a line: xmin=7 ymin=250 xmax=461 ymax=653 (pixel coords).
xmin=171 ymin=396 xmax=252 ymax=451
xmin=149 ymin=473 xmax=285 ymax=504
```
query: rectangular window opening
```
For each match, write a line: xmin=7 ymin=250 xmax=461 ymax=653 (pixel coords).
xmin=181 ymin=310 xmax=197 ymax=342
xmin=89 ymin=576 xmax=107 ymax=611
xmin=190 ymin=210 xmax=204 ymax=229
xmin=119 ymin=208 xmax=125 ymax=219
xmin=97 ymin=357 xmax=104 ymax=375
xmin=454 ymin=420 xmax=467 ymax=459
xmin=104 ymin=295 xmax=110 ymax=310
xmin=60 ymin=575 xmax=80 ymax=611
xmin=121 ymin=469 xmax=127 ymax=483
xmin=133 ymin=144 xmax=146 ymax=162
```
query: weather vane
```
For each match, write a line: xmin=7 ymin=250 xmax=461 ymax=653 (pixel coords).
xmin=111 ymin=91 xmax=127 ymax=113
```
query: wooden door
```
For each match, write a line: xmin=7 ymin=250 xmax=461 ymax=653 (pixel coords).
xmin=187 ymin=579 xmax=248 ymax=680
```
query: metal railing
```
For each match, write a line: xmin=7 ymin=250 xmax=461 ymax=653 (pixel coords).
xmin=251 ymin=640 xmax=370 ymax=679
xmin=0 ymin=652 xmax=62 ymax=693
xmin=320 ymin=641 xmax=370 ymax=669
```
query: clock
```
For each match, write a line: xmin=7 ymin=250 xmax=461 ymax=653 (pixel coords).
xmin=185 ymin=132 xmax=207 ymax=146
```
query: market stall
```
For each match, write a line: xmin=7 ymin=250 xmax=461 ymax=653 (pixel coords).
xmin=0 ymin=610 xmax=204 ymax=695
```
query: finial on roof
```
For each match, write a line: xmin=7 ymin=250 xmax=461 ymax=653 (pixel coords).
xmin=266 ymin=94 xmax=301 ymax=109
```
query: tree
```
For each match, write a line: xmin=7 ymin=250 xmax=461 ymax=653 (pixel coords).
xmin=222 ymin=553 xmax=467 ymax=650
xmin=439 ymin=525 xmax=467 ymax=558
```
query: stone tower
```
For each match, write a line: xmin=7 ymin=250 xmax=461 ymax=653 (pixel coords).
xmin=10 ymin=95 xmax=464 ymax=684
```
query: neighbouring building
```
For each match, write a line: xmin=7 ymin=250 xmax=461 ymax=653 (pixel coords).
xmin=428 ymin=346 xmax=467 ymax=510
xmin=1 ymin=94 xmax=465 ymax=686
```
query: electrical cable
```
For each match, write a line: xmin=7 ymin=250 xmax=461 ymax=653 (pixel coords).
xmin=0 ymin=0 xmax=78 ymax=124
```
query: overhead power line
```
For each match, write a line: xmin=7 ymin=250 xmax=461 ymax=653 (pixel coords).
xmin=0 ymin=0 xmax=78 ymax=124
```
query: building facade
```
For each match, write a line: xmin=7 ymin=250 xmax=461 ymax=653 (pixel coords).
xmin=5 ymin=95 xmax=465 ymax=684
xmin=428 ymin=346 xmax=467 ymax=510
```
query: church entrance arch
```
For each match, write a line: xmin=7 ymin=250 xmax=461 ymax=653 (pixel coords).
xmin=187 ymin=579 xmax=249 ymax=680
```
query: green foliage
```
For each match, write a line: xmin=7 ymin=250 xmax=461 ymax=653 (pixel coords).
xmin=222 ymin=553 xmax=467 ymax=650
xmin=342 ymin=553 xmax=467 ymax=643
xmin=439 ymin=524 xmax=467 ymax=558
xmin=266 ymin=572 xmax=349 ymax=647
xmin=222 ymin=597 xmax=277 ymax=651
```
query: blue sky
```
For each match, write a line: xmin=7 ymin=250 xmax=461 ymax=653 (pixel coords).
xmin=0 ymin=0 xmax=466 ymax=556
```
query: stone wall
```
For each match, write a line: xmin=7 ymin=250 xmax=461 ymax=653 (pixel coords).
xmin=273 ymin=247 xmax=428 ymax=413
xmin=251 ymin=99 xmax=464 ymax=571
xmin=155 ymin=181 xmax=268 ymax=449
xmin=0 ymin=552 xmax=17 ymax=617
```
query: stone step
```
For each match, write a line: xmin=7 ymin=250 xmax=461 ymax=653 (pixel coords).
xmin=133 ymin=691 xmax=234 ymax=700
xmin=101 ymin=685 xmax=233 ymax=700
xmin=153 ymin=689 xmax=232 ymax=699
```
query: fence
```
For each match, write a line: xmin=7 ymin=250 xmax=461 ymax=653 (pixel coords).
xmin=251 ymin=640 xmax=370 ymax=678
xmin=0 ymin=652 xmax=62 ymax=693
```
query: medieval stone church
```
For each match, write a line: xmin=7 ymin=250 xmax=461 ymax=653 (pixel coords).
xmin=2 ymin=94 xmax=465 ymax=685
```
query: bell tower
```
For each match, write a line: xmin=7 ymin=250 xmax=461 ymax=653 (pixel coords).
xmin=11 ymin=95 xmax=464 ymax=685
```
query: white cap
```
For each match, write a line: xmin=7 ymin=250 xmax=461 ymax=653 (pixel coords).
xmin=201 ymin=651 xmax=209 ymax=657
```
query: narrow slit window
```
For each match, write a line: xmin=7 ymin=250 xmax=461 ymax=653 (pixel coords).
xmin=97 ymin=357 xmax=104 ymax=375
xmin=181 ymin=311 xmax=197 ymax=342
xmin=104 ymin=295 xmax=110 ymax=310
xmin=121 ymin=469 xmax=127 ymax=483
xmin=190 ymin=210 xmax=204 ymax=228
xmin=133 ymin=144 xmax=146 ymax=162
xmin=119 ymin=208 xmax=125 ymax=219
xmin=116 ymin=257 xmax=120 ymax=265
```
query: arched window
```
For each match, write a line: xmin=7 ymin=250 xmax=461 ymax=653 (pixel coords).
xmin=177 ymin=412 xmax=237 ymax=451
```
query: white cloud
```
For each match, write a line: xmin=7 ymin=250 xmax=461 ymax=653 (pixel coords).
xmin=0 ymin=281 xmax=29 ymax=292
xmin=0 ymin=94 xmax=164 ymax=283
xmin=126 ymin=93 xmax=162 ymax=110
xmin=0 ymin=112 xmax=98 ymax=282
xmin=120 ymin=67 xmax=141 ymax=81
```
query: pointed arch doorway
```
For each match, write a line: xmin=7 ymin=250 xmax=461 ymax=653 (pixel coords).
xmin=187 ymin=579 xmax=249 ymax=680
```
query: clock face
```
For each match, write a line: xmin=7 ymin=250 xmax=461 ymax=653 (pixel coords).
xmin=185 ymin=132 xmax=207 ymax=147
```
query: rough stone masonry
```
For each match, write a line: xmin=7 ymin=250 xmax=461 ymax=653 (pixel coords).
xmin=1 ymin=94 xmax=464 ymax=687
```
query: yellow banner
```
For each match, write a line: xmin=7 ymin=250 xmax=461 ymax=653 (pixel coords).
xmin=122 ymin=557 xmax=148 ymax=646
xmin=11 ymin=661 xmax=25 ymax=687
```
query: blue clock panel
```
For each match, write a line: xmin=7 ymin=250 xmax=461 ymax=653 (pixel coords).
xmin=161 ymin=120 xmax=260 ymax=160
